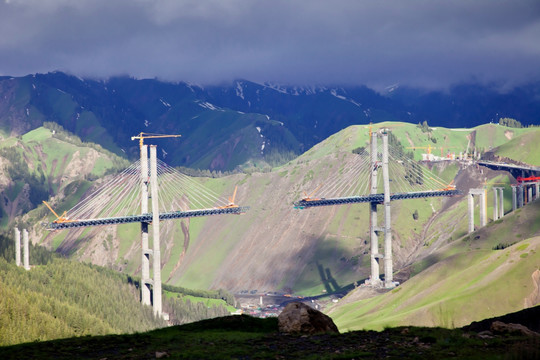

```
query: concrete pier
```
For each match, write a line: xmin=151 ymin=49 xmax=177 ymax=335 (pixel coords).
xmin=497 ymin=187 xmax=504 ymax=219
xmin=23 ymin=229 xmax=30 ymax=270
xmin=518 ymin=185 xmax=524 ymax=208
xmin=468 ymin=189 xmax=487 ymax=233
xmin=139 ymin=144 xmax=152 ymax=306
xmin=369 ymin=132 xmax=381 ymax=286
xmin=512 ymin=186 xmax=517 ymax=211
xmin=14 ymin=228 xmax=21 ymax=266
xmin=150 ymin=145 xmax=162 ymax=317
xmin=468 ymin=193 xmax=475 ymax=233
xmin=493 ymin=187 xmax=504 ymax=220
xmin=382 ymin=133 xmax=393 ymax=288
xmin=492 ymin=188 xmax=499 ymax=221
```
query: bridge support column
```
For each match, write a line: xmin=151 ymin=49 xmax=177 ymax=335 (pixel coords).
xmin=512 ymin=186 xmax=517 ymax=211
xmin=468 ymin=189 xmax=486 ymax=233
xmin=498 ymin=188 xmax=504 ymax=218
xmin=492 ymin=188 xmax=499 ymax=221
xmin=140 ymin=145 xmax=152 ymax=306
xmin=23 ymin=229 xmax=30 ymax=270
xmin=527 ymin=186 xmax=533 ymax=204
xmin=468 ymin=193 xmax=475 ymax=233
xmin=518 ymin=185 xmax=524 ymax=208
xmin=535 ymin=182 xmax=539 ymax=200
xmin=493 ymin=187 xmax=504 ymax=220
xmin=14 ymin=228 xmax=21 ymax=267
xmin=382 ymin=132 xmax=393 ymax=288
xmin=369 ymin=131 xmax=381 ymax=286
xmin=150 ymin=145 xmax=162 ymax=317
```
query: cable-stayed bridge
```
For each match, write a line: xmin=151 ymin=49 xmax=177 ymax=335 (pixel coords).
xmin=43 ymin=143 xmax=248 ymax=319
xmin=45 ymin=158 xmax=248 ymax=230
xmin=294 ymin=130 xmax=462 ymax=288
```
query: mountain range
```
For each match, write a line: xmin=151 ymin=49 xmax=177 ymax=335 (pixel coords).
xmin=1 ymin=72 xmax=540 ymax=345
xmin=1 ymin=72 xmax=539 ymax=171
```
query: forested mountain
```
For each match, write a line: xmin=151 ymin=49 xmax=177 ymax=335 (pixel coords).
xmin=0 ymin=233 xmax=234 ymax=346
xmin=1 ymin=72 xmax=539 ymax=171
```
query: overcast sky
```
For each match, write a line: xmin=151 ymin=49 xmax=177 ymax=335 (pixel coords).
xmin=1 ymin=0 xmax=539 ymax=90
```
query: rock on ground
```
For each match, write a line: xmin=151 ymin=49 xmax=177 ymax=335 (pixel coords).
xmin=278 ymin=302 xmax=339 ymax=335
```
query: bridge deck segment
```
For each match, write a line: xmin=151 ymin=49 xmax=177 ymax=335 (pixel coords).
xmin=294 ymin=190 xmax=462 ymax=209
xmin=47 ymin=206 xmax=250 ymax=230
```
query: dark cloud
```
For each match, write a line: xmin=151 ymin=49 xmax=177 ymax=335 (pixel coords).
xmin=0 ymin=0 xmax=539 ymax=89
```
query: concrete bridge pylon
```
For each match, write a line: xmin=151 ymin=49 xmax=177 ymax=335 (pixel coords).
xmin=368 ymin=131 xmax=394 ymax=288
xmin=382 ymin=132 xmax=393 ymax=288
xmin=369 ymin=131 xmax=381 ymax=287
xmin=150 ymin=145 xmax=163 ymax=318
xmin=139 ymin=144 xmax=152 ymax=307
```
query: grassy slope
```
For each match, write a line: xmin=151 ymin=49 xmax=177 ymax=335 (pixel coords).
xmin=329 ymin=200 xmax=540 ymax=331
xmin=1 ymin=126 xmax=126 ymax=191
xmin=494 ymin=128 xmax=540 ymax=166
xmin=17 ymin=123 xmax=539 ymax=301
xmin=97 ymin=122 xmax=539 ymax=296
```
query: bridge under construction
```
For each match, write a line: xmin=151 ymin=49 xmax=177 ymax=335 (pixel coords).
xmin=43 ymin=133 xmax=249 ymax=318
xmin=294 ymin=130 xmax=461 ymax=288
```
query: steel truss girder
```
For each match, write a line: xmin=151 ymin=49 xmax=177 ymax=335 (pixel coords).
xmin=46 ymin=206 xmax=250 ymax=230
xmin=294 ymin=190 xmax=462 ymax=209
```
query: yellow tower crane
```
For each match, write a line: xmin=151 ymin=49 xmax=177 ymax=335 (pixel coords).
xmin=407 ymin=144 xmax=436 ymax=155
xmin=131 ymin=132 xmax=182 ymax=148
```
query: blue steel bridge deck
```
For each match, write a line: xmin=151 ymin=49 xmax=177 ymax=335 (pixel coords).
xmin=46 ymin=206 xmax=250 ymax=230
xmin=294 ymin=190 xmax=462 ymax=208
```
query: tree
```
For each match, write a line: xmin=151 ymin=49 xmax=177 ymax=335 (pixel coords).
xmin=499 ymin=117 xmax=522 ymax=128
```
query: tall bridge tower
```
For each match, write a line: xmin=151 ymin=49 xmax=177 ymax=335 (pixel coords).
xmin=137 ymin=144 xmax=163 ymax=317
xmin=369 ymin=131 xmax=394 ymax=288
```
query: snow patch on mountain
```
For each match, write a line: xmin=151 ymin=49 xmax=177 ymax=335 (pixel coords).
xmin=385 ymin=83 xmax=400 ymax=93
xmin=257 ymin=82 xmax=328 ymax=96
xmin=330 ymin=89 xmax=361 ymax=107
xmin=235 ymin=82 xmax=245 ymax=100
xmin=197 ymin=101 xmax=224 ymax=111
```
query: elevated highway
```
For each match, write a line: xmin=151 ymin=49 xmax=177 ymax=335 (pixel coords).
xmin=478 ymin=160 xmax=540 ymax=179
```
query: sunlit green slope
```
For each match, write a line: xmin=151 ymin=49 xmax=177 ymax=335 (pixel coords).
xmin=329 ymin=200 xmax=540 ymax=331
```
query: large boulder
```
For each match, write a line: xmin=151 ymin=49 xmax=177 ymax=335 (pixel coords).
xmin=490 ymin=321 xmax=540 ymax=337
xmin=278 ymin=302 xmax=339 ymax=334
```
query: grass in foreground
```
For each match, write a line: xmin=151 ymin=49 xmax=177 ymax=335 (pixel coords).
xmin=1 ymin=315 xmax=539 ymax=359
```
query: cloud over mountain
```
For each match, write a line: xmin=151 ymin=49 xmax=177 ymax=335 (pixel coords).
xmin=0 ymin=0 xmax=539 ymax=89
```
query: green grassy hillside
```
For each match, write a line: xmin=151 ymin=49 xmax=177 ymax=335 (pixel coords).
xmin=493 ymin=128 xmax=540 ymax=166
xmin=329 ymin=200 xmax=540 ymax=331
xmin=33 ymin=122 xmax=539 ymax=298
xmin=0 ymin=124 xmax=129 ymax=229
